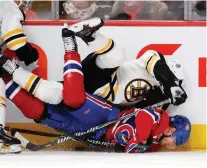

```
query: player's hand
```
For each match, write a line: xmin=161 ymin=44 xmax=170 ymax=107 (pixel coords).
xmin=170 ymin=81 xmax=187 ymax=106
xmin=115 ymin=133 xmax=128 ymax=146
xmin=15 ymin=43 xmax=39 ymax=66
xmin=125 ymin=136 xmax=153 ymax=153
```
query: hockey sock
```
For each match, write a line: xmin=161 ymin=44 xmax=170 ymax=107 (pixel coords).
xmin=63 ymin=51 xmax=85 ymax=109
xmin=2 ymin=75 xmax=44 ymax=119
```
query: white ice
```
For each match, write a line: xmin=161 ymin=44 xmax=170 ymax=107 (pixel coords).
xmin=0 ymin=151 xmax=206 ymax=168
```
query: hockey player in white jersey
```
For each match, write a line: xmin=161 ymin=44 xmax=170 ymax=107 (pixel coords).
xmin=69 ymin=18 xmax=187 ymax=109
xmin=0 ymin=0 xmax=38 ymax=65
xmin=0 ymin=0 xmax=38 ymax=153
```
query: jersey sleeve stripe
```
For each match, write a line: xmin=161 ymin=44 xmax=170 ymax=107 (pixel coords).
xmin=24 ymin=74 xmax=37 ymax=91
xmin=6 ymin=81 xmax=21 ymax=100
xmin=5 ymin=34 xmax=26 ymax=44
xmin=29 ymin=77 xmax=41 ymax=94
xmin=7 ymin=37 xmax=27 ymax=50
xmin=2 ymin=28 xmax=24 ymax=41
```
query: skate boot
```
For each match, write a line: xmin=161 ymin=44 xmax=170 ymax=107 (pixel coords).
xmin=0 ymin=55 xmax=19 ymax=75
xmin=69 ymin=17 xmax=104 ymax=44
xmin=62 ymin=23 xmax=78 ymax=52
xmin=0 ymin=125 xmax=22 ymax=154
xmin=0 ymin=125 xmax=21 ymax=146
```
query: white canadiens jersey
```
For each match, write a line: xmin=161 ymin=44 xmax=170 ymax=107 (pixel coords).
xmin=94 ymin=50 xmax=162 ymax=107
xmin=0 ymin=0 xmax=26 ymax=50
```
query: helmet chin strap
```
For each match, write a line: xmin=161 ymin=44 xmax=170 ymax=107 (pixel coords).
xmin=158 ymin=133 xmax=171 ymax=143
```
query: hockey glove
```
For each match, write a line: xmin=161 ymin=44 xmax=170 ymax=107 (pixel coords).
xmin=125 ymin=136 xmax=153 ymax=153
xmin=164 ymin=80 xmax=187 ymax=106
xmin=15 ymin=42 xmax=39 ymax=66
xmin=115 ymin=133 xmax=128 ymax=146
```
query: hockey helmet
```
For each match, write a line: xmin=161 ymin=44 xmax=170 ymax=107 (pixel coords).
xmin=19 ymin=0 xmax=33 ymax=13
xmin=167 ymin=60 xmax=185 ymax=85
xmin=170 ymin=115 xmax=191 ymax=146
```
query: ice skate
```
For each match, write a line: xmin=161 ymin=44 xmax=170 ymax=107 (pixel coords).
xmin=62 ymin=23 xmax=78 ymax=52
xmin=0 ymin=125 xmax=21 ymax=146
xmin=69 ymin=17 xmax=104 ymax=44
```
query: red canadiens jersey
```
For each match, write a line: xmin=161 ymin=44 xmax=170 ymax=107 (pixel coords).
xmin=105 ymin=107 xmax=170 ymax=152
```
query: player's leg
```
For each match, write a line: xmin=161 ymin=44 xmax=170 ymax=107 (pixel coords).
xmin=61 ymin=24 xmax=85 ymax=109
xmin=69 ymin=18 xmax=125 ymax=94
xmin=0 ymin=55 xmax=63 ymax=105
xmin=1 ymin=75 xmax=44 ymax=120
xmin=0 ymin=78 xmax=21 ymax=147
xmin=38 ymin=104 xmax=83 ymax=134
xmin=70 ymin=17 xmax=126 ymax=69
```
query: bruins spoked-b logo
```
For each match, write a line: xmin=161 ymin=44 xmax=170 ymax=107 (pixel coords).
xmin=124 ymin=79 xmax=152 ymax=102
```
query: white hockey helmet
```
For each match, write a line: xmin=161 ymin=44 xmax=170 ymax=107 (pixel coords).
xmin=167 ymin=60 xmax=185 ymax=85
xmin=18 ymin=0 xmax=33 ymax=13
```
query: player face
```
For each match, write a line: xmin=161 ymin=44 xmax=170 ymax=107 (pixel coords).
xmin=159 ymin=127 xmax=177 ymax=149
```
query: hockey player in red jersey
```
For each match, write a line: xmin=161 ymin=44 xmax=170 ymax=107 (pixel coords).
xmin=0 ymin=25 xmax=191 ymax=153
xmin=67 ymin=18 xmax=187 ymax=110
xmin=105 ymin=107 xmax=191 ymax=152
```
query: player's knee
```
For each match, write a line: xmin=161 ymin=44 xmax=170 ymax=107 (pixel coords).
xmin=63 ymin=93 xmax=85 ymax=109
xmin=63 ymin=80 xmax=85 ymax=109
xmin=35 ymin=80 xmax=63 ymax=104
xmin=95 ymin=46 xmax=125 ymax=69
xmin=22 ymin=100 xmax=44 ymax=119
xmin=15 ymin=92 xmax=45 ymax=119
xmin=142 ymin=50 xmax=164 ymax=60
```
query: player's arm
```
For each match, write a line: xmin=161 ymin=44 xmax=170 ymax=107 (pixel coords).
xmin=114 ymin=108 xmax=156 ymax=153
xmin=1 ymin=4 xmax=38 ymax=66
xmin=138 ymin=50 xmax=187 ymax=106
xmin=124 ymin=109 xmax=154 ymax=153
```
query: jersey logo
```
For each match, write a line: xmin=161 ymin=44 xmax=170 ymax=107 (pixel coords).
xmin=114 ymin=124 xmax=135 ymax=140
xmin=84 ymin=108 xmax=91 ymax=115
xmin=124 ymin=79 xmax=152 ymax=102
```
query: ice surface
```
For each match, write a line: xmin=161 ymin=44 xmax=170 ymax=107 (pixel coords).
xmin=0 ymin=151 xmax=206 ymax=168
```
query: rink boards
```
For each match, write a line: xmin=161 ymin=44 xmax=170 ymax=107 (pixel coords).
xmin=5 ymin=21 xmax=207 ymax=151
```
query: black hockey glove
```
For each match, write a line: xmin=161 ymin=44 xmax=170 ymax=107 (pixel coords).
xmin=153 ymin=53 xmax=187 ymax=106
xmin=15 ymin=42 xmax=39 ymax=66
xmin=163 ymin=80 xmax=187 ymax=106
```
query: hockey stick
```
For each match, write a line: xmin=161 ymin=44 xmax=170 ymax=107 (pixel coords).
xmin=74 ymin=98 xmax=171 ymax=136
xmin=6 ymin=127 xmax=116 ymax=147
xmin=5 ymin=127 xmax=62 ymax=137
xmin=5 ymin=127 xmax=116 ymax=147
xmin=13 ymin=131 xmax=115 ymax=152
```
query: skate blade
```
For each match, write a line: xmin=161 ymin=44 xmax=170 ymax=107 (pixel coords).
xmin=0 ymin=143 xmax=22 ymax=154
